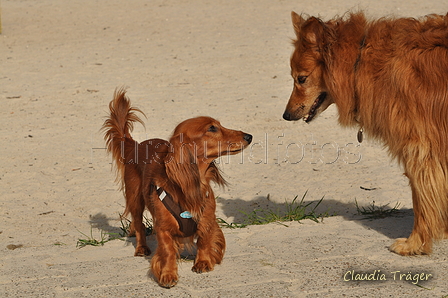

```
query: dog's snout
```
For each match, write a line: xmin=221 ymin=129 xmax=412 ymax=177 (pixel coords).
xmin=243 ymin=133 xmax=253 ymax=144
xmin=283 ymin=111 xmax=292 ymax=121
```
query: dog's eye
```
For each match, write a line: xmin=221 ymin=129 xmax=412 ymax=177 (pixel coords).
xmin=208 ymin=125 xmax=218 ymax=132
xmin=297 ymin=76 xmax=308 ymax=84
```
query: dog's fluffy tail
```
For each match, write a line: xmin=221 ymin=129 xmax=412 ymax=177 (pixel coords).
xmin=101 ymin=87 xmax=145 ymax=189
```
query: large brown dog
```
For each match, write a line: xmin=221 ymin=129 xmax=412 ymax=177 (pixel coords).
xmin=283 ymin=11 xmax=448 ymax=255
xmin=102 ymin=88 xmax=252 ymax=287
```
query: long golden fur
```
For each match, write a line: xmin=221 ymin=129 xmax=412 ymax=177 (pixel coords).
xmin=102 ymin=88 xmax=252 ymax=287
xmin=283 ymin=11 xmax=448 ymax=255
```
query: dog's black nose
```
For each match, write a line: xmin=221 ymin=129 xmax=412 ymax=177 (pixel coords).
xmin=283 ymin=111 xmax=292 ymax=121
xmin=244 ymin=133 xmax=253 ymax=144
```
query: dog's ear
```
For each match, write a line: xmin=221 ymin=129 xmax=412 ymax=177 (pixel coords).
xmin=291 ymin=11 xmax=305 ymax=36
xmin=165 ymin=134 xmax=202 ymax=204
xmin=206 ymin=161 xmax=228 ymax=188
xmin=296 ymin=15 xmax=327 ymax=53
xmin=292 ymin=12 xmax=321 ymax=44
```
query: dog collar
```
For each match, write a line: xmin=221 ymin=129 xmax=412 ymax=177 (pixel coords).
xmin=156 ymin=186 xmax=197 ymax=237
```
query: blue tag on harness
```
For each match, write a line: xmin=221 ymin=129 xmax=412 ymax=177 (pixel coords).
xmin=156 ymin=185 xmax=197 ymax=237
xmin=180 ymin=211 xmax=193 ymax=219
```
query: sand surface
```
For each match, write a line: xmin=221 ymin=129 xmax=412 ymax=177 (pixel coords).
xmin=1 ymin=0 xmax=448 ymax=297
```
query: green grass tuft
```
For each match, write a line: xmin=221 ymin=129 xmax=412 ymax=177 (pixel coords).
xmin=219 ymin=192 xmax=331 ymax=228
xmin=77 ymin=213 xmax=153 ymax=248
xmin=118 ymin=213 xmax=153 ymax=237
xmin=355 ymin=199 xmax=401 ymax=219
xmin=76 ymin=227 xmax=122 ymax=248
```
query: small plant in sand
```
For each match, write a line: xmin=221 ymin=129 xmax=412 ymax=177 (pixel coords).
xmin=76 ymin=227 xmax=122 ymax=248
xmin=219 ymin=192 xmax=331 ymax=228
xmin=118 ymin=213 xmax=153 ymax=237
xmin=355 ymin=199 xmax=401 ymax=219
xmin=77 ymin=213 xmax=153 ymax=248
xmin=217 ymin=218 xmax=248 ymax=229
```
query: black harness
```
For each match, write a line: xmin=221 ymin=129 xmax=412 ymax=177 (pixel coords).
xmin=156 ymin=186 xmax=197 ymax=237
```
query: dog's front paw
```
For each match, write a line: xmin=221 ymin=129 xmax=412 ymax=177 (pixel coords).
xmin=192 ymin=260 xmax=214 ymax=274
xmin=158 ymin=272 xmax=178 ymax=288
xmin=389 ymin=238 xmax=428 ymax=256
xmin=134 ymin=245 xmax=151 ymax=257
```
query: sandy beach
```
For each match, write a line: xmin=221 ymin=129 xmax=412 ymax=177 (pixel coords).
xmin=1 ymin=0 xmax=448 ymax=297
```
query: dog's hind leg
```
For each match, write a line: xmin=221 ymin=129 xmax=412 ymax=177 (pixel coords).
xmin=122 ymin=164 xmax=151 ymax=256
xmin=129 ymin=198 xmax=151 ymax=257
xmin=124 ymin=183 xmax=151 ymax=256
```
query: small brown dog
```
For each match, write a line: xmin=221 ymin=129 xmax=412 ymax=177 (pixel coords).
xmin=283 ymin=11 xmax=448 ymax=255
xmin=102 ymin=88 xmax=252 ymax=287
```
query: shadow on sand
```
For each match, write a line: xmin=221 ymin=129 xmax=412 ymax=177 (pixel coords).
xmin=86 ymin=192 xmax=414 ymax=255
xmin=217 ymin=194 xmax=414 ymax=240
